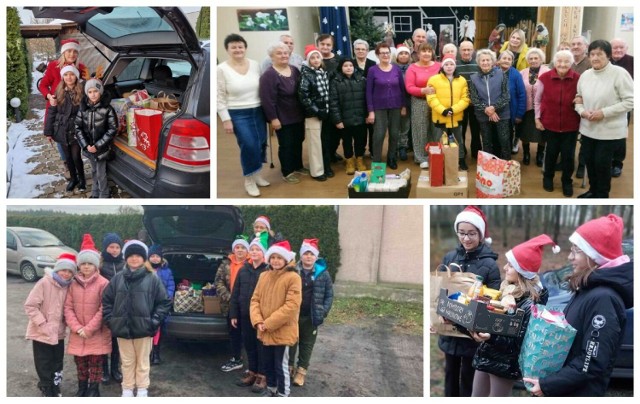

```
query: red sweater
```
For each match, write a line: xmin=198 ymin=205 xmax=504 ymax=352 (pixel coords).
xmin=535 ymin=69 xmax=580 ymax=133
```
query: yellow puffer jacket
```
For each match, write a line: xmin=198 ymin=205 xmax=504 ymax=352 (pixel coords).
xmin=250 ymin=265 xmax=301 ymax=346
xmin=427 ymin=73 xmax=470 ymax=128
xmin=499 ymin=42 xmax=530 ymax=71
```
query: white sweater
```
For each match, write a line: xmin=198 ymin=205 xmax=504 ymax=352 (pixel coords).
xmin=217 ymin=59 xmax=262 ymax=122
xmin=575 ymin=62 xmax=634 ymax=140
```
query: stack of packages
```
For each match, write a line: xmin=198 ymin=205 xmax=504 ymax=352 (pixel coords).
xmin=349 ymin=166 xmax=411 ymax=193
xmin=475 ymin=150 xmax=521 ymax=198
xmin=173 ymin=280 xmax=204 ymax=313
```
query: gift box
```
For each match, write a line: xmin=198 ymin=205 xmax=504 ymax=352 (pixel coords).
xmin=370 ymin=162 xmax=386 ymax=184
xmin=416 ymin=170 xmax=468 ymax=198
xmin=435 ymin=288 xmax=525 ymax=337
xmin=173 ymin=289 xmax=203 ymax=313
xmin=203 ymin=296 xmax=222 ymax=314
xmin=348 ymin=178 xmax=411 ymax=198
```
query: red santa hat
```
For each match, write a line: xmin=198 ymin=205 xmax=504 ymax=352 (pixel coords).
xmin=266 ymin=240 xmax=296 ymax=263
xmin=506 ymin=234 xmax=560 ymax=280
xmin=454 ymin=206 xmax=491 ymax=245
xmin=441 ymin=54 xmax=457 ymax=66
xmin=53 ymin=252 xmax=77 ymax=274
xmin=569 ymin=214 xmax=624 ymax=265
xmin=304 ymin=44 xmax=322 ymax=62
xmin=60 ymin=64 xmax=80 ymax=79
xmin=77 ymin=233 xmax=101 ymax=268
xmin=254 ymin=215 xmax=271 ymax=231
xmin=60 ymin=39 xmax=80 ymax=53
xmin=300 ymin=238 xmax=320 ymax=257
xmin=396 ymin=44 xmax=411 ymax=55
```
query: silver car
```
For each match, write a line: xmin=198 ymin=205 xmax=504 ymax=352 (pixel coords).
xmin=6 ymin=227 xmax=77 ymax=282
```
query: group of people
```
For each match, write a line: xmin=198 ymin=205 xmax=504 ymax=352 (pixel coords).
xmin=436 ymin=206 xmax=633 ymax=396
xmin=219 ymin=27 xmax=633 ymax=198
xmin=39 ymin=38 xmax=118 ymax=198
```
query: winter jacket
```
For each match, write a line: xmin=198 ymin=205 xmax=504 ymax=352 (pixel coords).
xmin=44 ymin=90 xmax=81 ymax=145
xmin=99 ymin=255 xmax=125 ymax=282
xmin=472 ymin=287 xmax=549 ymax=380
xmin=427 ymin=72 xmax=470 ymax=128
xmin=499 ymin=42 xmax=530 ymax=71
xmin=438 ymin=243 xmax=501 ymax=357
xmin=250 ymin=265 xmax=302 ymax=346
xmin=38 ymin=61 xmax=87 ymax=115
xmin=469 ymin=67 xmax=511 ymax=123
xmin=153 ymin=259 xmax=175 ymax=299
xmin=64 ymin=271 xmax=112 ymax=356
xmin=503 ymin=66 xmax=526 ymax=121
xmin=215 ymin=254 xmax=248 ymax=316
xmin=74 ymin=94 xmax=118 ymax=157
xmin=329 ymin=71 xmax=368 ymax=127
xmin=534 ymin=68 xmax=581 ymax=133
xmin=298 ymin=64 xmax=330 ymax=120
xmin=102 ymin=266 xmax=171 ymax=339
xmin=24 ymin=270 xmax=70 ymax=345
xmin=539 ymin=260 xmax=633 ymax=396
xmin=295 ymin=259 xmax=334 ymax=327
xmin=229 ymin=261 xmax=268 ymax=319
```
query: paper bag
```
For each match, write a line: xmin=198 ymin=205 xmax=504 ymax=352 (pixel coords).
xmin=430 ymin=263 xmax=475 ymax=338
xmin=425 ymin=142 xmax=444 ymax=187
xmin=443 ymin=137 xmax=459 ymax=186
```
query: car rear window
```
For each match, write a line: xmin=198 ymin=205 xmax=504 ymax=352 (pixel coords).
xmin=148 ymin=214 xmax=238 ymax=245
xmin=88 ymin=7 xmax=174 ymax=39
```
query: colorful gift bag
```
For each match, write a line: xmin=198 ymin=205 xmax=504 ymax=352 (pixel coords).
xmin=425 ymin=142 xmax=444 ymax=187
xmin=519 ymin=304 xmax=577 ymax=392
xmin=476 ymin=151 xmax=521 ymax=198
xmin=126 ymin=89 xmax=150 ymax=104
xmin=126 ymin=106 xmax=142 ymax=147
xmin=134 ymin=108 xmax=163 ymax=159
xmin=430 ymin=263 xmax=475 ymax=338
xmin=110 ymin=98 xmax=131 ymax=134
xmin=173 ymin=289 xmax=204 ymax=313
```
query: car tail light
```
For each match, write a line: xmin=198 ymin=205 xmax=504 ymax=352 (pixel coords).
xmin=163 ymin=118 xmax=210 ymax=168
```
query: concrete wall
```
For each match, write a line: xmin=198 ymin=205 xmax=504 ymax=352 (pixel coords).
xmin=337 ymin=206 xmax=423 ymax=286
xmin=584 ymin=7 xmax=634 ymax=54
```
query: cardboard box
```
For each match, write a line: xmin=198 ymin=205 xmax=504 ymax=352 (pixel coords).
xmin=416 ymin=170 xmax=468 ymax=198
xmin=348 ymin=179 xmax=411 ymax=198
xmin=435 ymin=288 xmax=524 ymax=337
xmin=203 ymin=295 xmax=221 ymax=315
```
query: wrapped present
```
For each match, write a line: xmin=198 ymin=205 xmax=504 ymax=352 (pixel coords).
xmin=110 ymin=98 xmax=131 ymax=134
xmin=173 ymin=289 xmax=203 ymax=313
xmin=126 ymin=107 xmax=142 ymax=146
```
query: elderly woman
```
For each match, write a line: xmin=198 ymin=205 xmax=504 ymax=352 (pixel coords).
xmin=217 ymin=34 xmax=270 ymax=197
xmin=574 ymin=40 xmax=634 ymax=198
xmin=259 ymin=42 xmax=306 ymax=185
xmin=496 ymin=50 xmax=526 ymax=159
xmin=366 ymin=43 xmax=407 ymax=169
xmin=499 ymin=29 xmax=529 ymax=71
xmin=469 ymin=49 xmax=511 ymax=160
xmin=405 ymin=43 xmax=441 ymax=168
xmin=534 ymin=50 xmax=580 ymax=197
xmin=442 ymin=43 xmax=458 ymax=58
xmin=517 ymin=48 xmax=550 ymax=166
xmin=353 ymin=39 xmax=376 ymax=78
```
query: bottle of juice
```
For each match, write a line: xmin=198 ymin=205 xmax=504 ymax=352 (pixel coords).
xmin=469 ymin=275 xmax=484 ymax=299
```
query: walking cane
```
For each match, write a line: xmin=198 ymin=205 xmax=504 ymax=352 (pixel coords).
xmin=268 ymin=124 xmax=275 ymax=168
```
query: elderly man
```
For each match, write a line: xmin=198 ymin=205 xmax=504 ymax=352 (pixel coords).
xmin=410 ymin=28 xmax=427 ymax=62
xmin=610 ymin=37 xmax=634 ymax=177
xmin=455 ymin=40 xmax=480 ymax=162
xmin=260 ymin=34 xmax=303 ymax=73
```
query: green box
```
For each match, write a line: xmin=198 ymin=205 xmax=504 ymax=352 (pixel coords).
xmin=370 ymin=162 xmax=386 ymax=183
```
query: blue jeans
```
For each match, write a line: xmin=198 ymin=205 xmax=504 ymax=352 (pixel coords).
xmin=229 ymin=107 xmax=267 ymax=176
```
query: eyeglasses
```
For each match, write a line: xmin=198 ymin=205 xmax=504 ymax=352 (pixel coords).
xmin=570 ymin=246 xmax=584 ymax=256
xmin=457 ymin=231 xmax=479 ymax=240
xmin=378 ymin=52 xmax=391 ymax=56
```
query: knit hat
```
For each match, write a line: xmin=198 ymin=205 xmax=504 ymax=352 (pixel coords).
xmin=60 ymin=64 xmax=80 ymax=79
xmin=396 ymin=44 xmax=411 ymax=55
xmin=266 ymin=240 xmax=296 ymax=263
xmin=123 ymin=240 xmax=148 ymax=261
xmin=569 ymin=214 xmax=624 ymax=265
xmin=249 ymin=237 xmax=268 ymax=256
xmin=254 ymin=215 xmax=271 ymax=231
xmin=84 ymin=78 xmax=104 ymax=96
xmin=77 ymin=233 xmax=101 ymax=268
xmin=300 ymin=238 xmax=320 ymax=257
xmin=454 ymin=206 xmax=492 ymax=245
xmin=232 ymin=236 xmax=250 ymax=251
xmin=102 ymin=232 xmax=123 ymax=250
xmin=53 ymin=252 xmax=77 ymax=274
xmin=506 ymin=234 xmax=560 ymax=280
xmin=149 ymin=244 xmax=163 ymax=259
xmin=304 ymin=44 xmax=322 ymax=62
xmin=441 ymin=54 xmax=457 ymax=66
xmin=60 ymin=38 xmax=80 ymax=53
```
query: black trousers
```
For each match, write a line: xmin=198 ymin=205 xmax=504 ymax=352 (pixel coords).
xmin=61 ymin=142 xmax=85 ymax=182
xmin=581 ymin=135 xmax=624 ymax=198
xmin=33 ymin=339 xmax=65 ymax=391
xmin=263 ymin=345 xmax=290 ymax=396
xmin=321 ymin=120 xmax=334 ymax=171
xmin=461 ymin=106 xmax=481 ymax=158
xmin=479 ymin=119 xmax=511 ymax=160
xmin=227 ymin=315 xmax=243 ymax=359
xmin=275 ymin=122 xmax=304 ymax=177
xmin=444 ymin=353 xmax=474 ymax=397
xmin=543 ymin=130 xmax=578 ymax=185
xmin=240 ymin=315 xmax=264 ymax=374
xmin=338 ymin=124 xmax=367 ymax=158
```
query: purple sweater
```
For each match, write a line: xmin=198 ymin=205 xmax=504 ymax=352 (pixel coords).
xmin=366 ymin=64 xmax=407 ymax=112
xmin=259 ymin=66 xmax=305 ymax=125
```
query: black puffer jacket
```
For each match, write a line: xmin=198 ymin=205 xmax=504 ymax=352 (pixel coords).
xmin=99 ymin=252 xmax=125 ymax=281
xmin=229 ymin=261 xmax=268 ymax=319
xmin=74 ymin=93 xmax=118 ymax=155
xmin=102 ymin=266 xmax=171 ymax=339
xmin=438 ymin=243 xmax=501 ymax=357
xmin=297 ymin=64 xmax=329 ymax=119
xmin=472 ymin=287 xmax=549 ymax=379
xmin=329 ymin=71 xmax=367 ymax=127
xmin=44 ymin=90 xmax=80 ymax=145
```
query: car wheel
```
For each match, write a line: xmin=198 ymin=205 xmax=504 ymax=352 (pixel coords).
xmin=20 ymin=262 xmax=39 ymax=282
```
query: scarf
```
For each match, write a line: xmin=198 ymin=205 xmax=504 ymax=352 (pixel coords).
xmin=52 ymin=272 xmax=72 ymax=287
xmin=529 ymin=66 xmax=541 ymax=85
xmin=102 ymin=250 xmax=123 ymax=264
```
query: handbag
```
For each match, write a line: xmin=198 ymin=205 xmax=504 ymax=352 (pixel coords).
xmin=150 ymin=91 xmax=180 ymax=112
xmin=476 ymin=150 xmax=521 ymax=198
xmin=173 ymin=289 xmax=204 ymax=313
xmin=430 ymin=263 xmax=475 ymax=338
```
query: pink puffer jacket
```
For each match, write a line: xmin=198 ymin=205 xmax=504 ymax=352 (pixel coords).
xmin=24 ymin=271 xmax=69 ymax=345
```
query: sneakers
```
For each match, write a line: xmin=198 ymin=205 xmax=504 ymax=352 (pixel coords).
xmin=419 ymin=161 xmax=429 ymax=169
xmin=511 ymin=142 xmax=519 ymax=154
xmin=282 ymin=173 xmax=300 ymax=184
xmin=253 ymin=174 xmax=270 ymax=187
xmin=295 ymin=167 xmax=311 ymax=176
xmin=244 ymin=177 xmax=260 ymax=197
xmin=221 ymin=357 xmax=243 ymax=372
xmin=611 ymin=166 xmax=622 ymax=177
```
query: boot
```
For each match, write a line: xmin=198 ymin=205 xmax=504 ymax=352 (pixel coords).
xmin=85 ymin=382 xmax=100 ymax=397
xmin=111 ymin=351 xmax=123 ymax=383
xmin=289 ymin=366 xmax=296 ymax=379
xmin=244 ymin=176 xmax=260 ymax=197
xmin=251 ymin=373 xmax=267 ymax=393
xmin=459 ymin=158 xmax=468 ymax=171
xmin=536 ymin=144 xmax=545 ymax=167
xmin=235 ymin=370 xmax=257 ymax=387
xmin=345 ymin=157 xmax=356 ymax=175
xmin=151 ymin=344 xmax=161 ymax=365
xmin=522 ymin=143 xmax=530 ymax=165
xmin=101 ymin=354 xmax=110 ymax=384
xmin=41 ymin=386 xmax=55 ymax=397
xmin=253 ymin=173 xmax=270 ymax=187
xmin=387 ymin=158 xmax=398 ymax=170
xmin=75 ymin=381 xmax=88 ymax=397
xmin=293 ymin=367 xmax=307 ymax=386
xmin=66 ymin=179 xmax=79 ymax=192
xmin=355 ymin=157 xmax=367 ymax=172
xmin=52 ymin=384 xmax=62 ymax=397
xmin=63 ymin=161 xmax=71 ymax=180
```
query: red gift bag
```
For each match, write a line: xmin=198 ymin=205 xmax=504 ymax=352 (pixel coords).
xmin=134 ymin=109 xmax=163 ymax=160
xmin=425 ymin=142 xmax=444 ymax=187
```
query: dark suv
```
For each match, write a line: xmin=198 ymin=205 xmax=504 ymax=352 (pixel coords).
xmin=142 ymin=206 xmax=244 ymax=340
xmin=28 ymin=7 xmax=210 ymax=198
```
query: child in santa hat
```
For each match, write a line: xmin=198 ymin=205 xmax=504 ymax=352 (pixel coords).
xmin=24 ymin=252 xmax=76 ymax=397
xmin=438 ymin=205 xmax=501 ymax=397
xmin=470 ymin=234 xmax=555 ymax=396
xmin=64 ymin=234 xmax=111 ymax=397
xmin=525 ymin=214 xmax=633 ymax=397
xmin=252 ymin=215 xmax=283 ymax=248
xmin=250 ymin=241 xmax=302 ymax=397
xmin=288 ymin=238 xmax=334 ymax=387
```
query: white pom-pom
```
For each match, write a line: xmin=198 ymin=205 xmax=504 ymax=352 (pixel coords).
xmin=484 ymin=237 xmax=492 ymax=245
xmin=552 ymin=245 xmax=561 ymax=254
